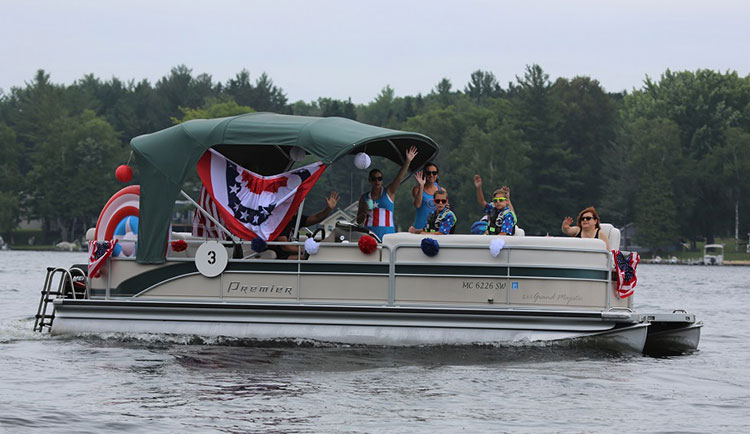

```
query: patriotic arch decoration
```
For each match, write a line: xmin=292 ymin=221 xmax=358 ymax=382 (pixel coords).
xmin=95 ymin=185 xmax=140 ymax=241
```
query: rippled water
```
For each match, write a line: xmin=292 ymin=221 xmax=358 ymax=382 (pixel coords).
xmin=1 ymin=251 xmax=749 ymax=433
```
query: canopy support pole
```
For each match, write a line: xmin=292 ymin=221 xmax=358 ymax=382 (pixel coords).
xmin=292 ymin=199 xmax=306 ymax=240
xmin=387 ymin=139 xmax=403 ymax=164
xmin=179 ymin=190 xmax=240 ymax=244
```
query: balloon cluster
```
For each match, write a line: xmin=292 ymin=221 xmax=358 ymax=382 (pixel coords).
xmin=112 ymin=216 xmax=138 ymax=257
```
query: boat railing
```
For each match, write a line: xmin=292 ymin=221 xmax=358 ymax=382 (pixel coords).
xmin=104 ymin=236 xmax=626 ymax=309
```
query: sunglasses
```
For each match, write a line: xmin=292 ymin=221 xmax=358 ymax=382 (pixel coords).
xmin=370 ymin=176 xmax=383 ymax=181
xmin=581 ymin=216 xmax=596 ymax=221
xmin=492 ymin=197 xmax=507 ymax=203
xmin=425 ymin=170 xmax=439 ymax=176
xmin=434 ymin=199 xmax=447 ymax=204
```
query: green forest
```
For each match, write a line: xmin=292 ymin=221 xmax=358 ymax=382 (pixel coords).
xmin=1 ymin=65 xmax=749 ymax=251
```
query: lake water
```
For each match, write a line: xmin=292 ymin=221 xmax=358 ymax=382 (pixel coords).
xmin=1 ymin=250 xmax=749 ymax=433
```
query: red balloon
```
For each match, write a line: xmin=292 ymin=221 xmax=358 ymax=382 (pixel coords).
xmin=358 ymin=235 xmax=378 ymax=254
xmin=171 ymin=240 xmax=187 ymax=252
xmin=115 ymin=165 xmax=133 ymax=183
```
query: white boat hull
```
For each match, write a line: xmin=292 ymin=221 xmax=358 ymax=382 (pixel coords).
xmin=51 ymin=300 xmax=650 ymax=352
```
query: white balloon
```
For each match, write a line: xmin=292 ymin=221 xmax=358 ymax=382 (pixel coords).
xmin=121 ymin=232 xmax=137 ymax=257
xmin=354 ymin=152 xmax=371 ymax=170
xmin=304 ymin=238 xmax=320 ymax=255
xmin=489 ymin=238 xmax=506 ymax=257
xmin=290 ymin=146 xmax=306 ymax=162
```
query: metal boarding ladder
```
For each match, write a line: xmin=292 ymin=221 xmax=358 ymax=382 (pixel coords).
xmin=33 ymin=266 xmax=87 ymax=332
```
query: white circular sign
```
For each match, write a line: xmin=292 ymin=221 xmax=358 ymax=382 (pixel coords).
xmin=194 ymin=241 xmax=228 ymax=277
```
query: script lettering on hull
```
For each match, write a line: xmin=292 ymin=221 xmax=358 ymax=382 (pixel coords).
xmin=224 ymin=275 xmax=298 ymax=299
xmin=227 ymin=281 xmax=293 ymax=295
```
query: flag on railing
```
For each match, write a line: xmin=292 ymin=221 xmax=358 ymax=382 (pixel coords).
xmin=612 ymin=250 xmax=640 ymax=298
xmin=196 ymin=149 xmax=326 ymax=240
xmin=88 ymin=240 xmax=117 ymax=278
xmin=192 ymin=186 xmax=227 ymax=240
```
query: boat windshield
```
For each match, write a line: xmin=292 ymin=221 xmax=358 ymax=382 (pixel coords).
xmin=704 ymin=246 xmax=723 ymax=254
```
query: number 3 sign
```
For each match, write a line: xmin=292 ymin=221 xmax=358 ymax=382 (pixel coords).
xmin=195 ymin=241 xmax=228 ymax=277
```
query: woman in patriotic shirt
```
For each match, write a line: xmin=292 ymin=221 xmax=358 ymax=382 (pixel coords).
xmin=356 ymin=146 xmax=418 ymax=241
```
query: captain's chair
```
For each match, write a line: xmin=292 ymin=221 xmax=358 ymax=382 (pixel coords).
xmin=599 ymin=223 xmax=620 ymax=250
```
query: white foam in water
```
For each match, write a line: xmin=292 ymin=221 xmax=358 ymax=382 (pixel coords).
xmin=0 ymin=318 xmax=53 ymax=343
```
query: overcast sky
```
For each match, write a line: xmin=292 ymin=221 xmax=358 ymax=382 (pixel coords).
xmin=2 ymin=0 xmax=749 ymax=103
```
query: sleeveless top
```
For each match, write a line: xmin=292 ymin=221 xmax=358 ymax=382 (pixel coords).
xmin=576 ymin=228 xmax=600 ymax=238
xmin=363 ymin=190 xmax=396 ymax=240
xmin=413 ymin=182 xmax=441 ymax=229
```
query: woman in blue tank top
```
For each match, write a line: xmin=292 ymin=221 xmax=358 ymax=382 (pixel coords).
xmin=356 ymin=146 xmax=419 ymax=241
xmin=411 ymin=162 xmax=446 ymax=230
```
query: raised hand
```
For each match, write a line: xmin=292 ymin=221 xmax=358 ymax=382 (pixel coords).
xmin=326 ymin=191 xmax=340 ymax=209
xmin=562 ymin=216 xmax=574 ymax=227
xmin=473 ymin=174 xmax=482 ymax=188
xmin=414 ymin=171 xmax=426 ymax=187
xmin=500 ymin=185 xmax=511 ymax=199
xmin=405 ymin=145 xmax=418 ymax=162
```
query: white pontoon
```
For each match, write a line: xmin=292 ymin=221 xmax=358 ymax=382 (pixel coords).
xmin=35 ymin=113 xmax=702 ymax=354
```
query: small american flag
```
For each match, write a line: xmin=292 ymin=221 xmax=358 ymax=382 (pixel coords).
xmin=612 ymin=250 xmax=640 ymax=298
xmin=88 ymin=240 xmax=117 ymax=278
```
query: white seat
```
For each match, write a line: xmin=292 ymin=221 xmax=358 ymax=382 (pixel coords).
xmin=599 ymin=223 xmax=620 ymax=250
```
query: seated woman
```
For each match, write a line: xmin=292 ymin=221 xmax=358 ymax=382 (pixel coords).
xmin=561 ymin=206 xmax=609 ymax=250
xmin=408 ymin=189 xmax=456 ymax=235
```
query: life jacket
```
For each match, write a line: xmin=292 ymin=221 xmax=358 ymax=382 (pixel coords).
xmin=487 ymin=207 xmax=516 ymax=235
xmin=426 ymin=209 xmax=456 ymax=234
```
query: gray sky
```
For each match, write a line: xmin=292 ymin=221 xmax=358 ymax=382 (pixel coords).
xmin=2 ymin=0 xmax=749 ymax=103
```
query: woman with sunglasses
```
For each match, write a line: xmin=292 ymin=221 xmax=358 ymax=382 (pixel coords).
xmin=356 ymin=146 xmax=418 ymax=241
xmin=411 ymin=162 xmax=445 ymax=230
xmin=561 ymin=206 xmax=609 ymax=249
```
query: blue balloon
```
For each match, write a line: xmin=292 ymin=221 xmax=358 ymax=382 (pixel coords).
xmin=421 ymin=238 xmax=440 ymax=257
xmin=114 ymin=216 xmax=139 ymax=236
xmin=251 ymin=237 xmax=268 ymax=252
xmin=112 ymin=242 xmax=123 ymax=257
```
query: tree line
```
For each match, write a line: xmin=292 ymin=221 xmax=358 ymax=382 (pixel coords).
xmin=1 ymin=65 xmax=748 ymax=251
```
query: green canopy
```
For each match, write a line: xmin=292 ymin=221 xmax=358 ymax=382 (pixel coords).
xmin=131 ymin=112 xmax=439 ymax=263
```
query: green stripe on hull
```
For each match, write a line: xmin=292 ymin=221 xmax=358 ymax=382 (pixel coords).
xmin=395 ymin=264 xmax=606 ymax=280
xmin=511 ymin=267 xmax=607 ymax=280
xmin=300 ymin=263 xmax=389 ymax=274
xmin=396 ymin=265 xmax=509 ymax=276
xmin=110 ymin=261 xmax=606 ymax=297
